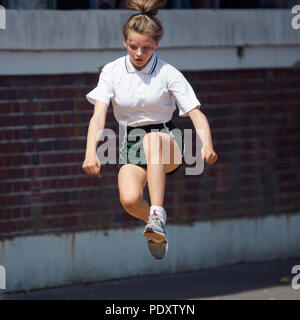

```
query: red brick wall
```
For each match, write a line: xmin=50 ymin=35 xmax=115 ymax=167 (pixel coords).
xmin=0 ymin=68 xmax=299 ymax=239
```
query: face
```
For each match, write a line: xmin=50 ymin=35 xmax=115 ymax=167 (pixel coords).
xmin=123 ymin=31 xmax=159 ymax=71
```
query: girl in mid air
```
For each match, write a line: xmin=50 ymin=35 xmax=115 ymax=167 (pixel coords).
xmin=83 ymin=0 xmax=217 ymax=259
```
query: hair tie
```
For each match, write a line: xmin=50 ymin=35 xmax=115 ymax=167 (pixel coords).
xmin=140 ymin=11 xmax=155 ymax=17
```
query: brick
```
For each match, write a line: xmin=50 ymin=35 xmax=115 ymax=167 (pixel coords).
xmin=0 ymin=102 xmax=12 ymax=113
xmin=0 ymin=88 xmax=17 ymax=100
xmin=0 ymin=68 xmax=299 ymax=238
xmin=0 ymin=220 xmax=18 ymax=234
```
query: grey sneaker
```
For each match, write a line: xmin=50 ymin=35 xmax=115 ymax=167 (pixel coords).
xmin=147 ymin=239 xmax=168 ymax=260
xmin=143 ymin=214 xmax=166 ymax=243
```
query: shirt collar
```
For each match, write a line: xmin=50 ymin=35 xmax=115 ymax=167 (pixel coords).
xmin=125 ymin=52 xmax=158 ymax=75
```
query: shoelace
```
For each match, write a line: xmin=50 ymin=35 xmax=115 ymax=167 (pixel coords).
xmin=149 ymin=215 xmax=164 ymax=228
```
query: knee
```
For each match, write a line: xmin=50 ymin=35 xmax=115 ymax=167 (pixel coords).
xmin=120 ymin=193 xmax=142 ymax=211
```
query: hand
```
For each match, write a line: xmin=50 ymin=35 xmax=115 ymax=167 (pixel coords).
xmin=82 ymin=154 xmax=102 ymax=178
xmin=201 ymin=145 xmax=218 ymax=165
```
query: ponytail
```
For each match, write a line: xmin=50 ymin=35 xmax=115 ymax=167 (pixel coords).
xmin=123 ymin=0 xmax=167 ymax=42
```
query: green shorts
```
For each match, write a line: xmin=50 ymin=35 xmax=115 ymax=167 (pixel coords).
xmin=118 ymin=120 xmax=184 ymax=176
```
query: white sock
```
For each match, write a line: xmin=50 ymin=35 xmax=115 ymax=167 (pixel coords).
xmin=150 ymin=206 xmax=167 ymax=225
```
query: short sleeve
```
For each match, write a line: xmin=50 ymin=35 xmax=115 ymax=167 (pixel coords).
xmin=86 ymin=64 xmax=114 ymax=105
xmin=167 ymin=66 xmax=201 ymax=117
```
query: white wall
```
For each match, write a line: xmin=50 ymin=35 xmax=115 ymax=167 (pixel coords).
xmin=1 ymin=213 xmax=300 ymax=292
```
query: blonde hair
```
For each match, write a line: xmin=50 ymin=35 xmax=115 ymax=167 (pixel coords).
xmin=123 ymin=0 xmax=167 ymax=42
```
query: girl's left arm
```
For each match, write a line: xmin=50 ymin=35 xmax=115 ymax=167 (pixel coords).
xmin=187 ymin=107 xmax=218 ymax=165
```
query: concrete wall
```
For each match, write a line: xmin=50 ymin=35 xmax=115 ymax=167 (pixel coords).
xmin=2 ymin=214 xmax=300 ymax=292
xmin=0 ymin=10 xmax=300 ymax=74
xmin=2 ymin=10 xmax=300 ymax=49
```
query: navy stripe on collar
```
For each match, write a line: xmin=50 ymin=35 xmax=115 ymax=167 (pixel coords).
xmin=125 ymin=54 xmax=158 ymax=74
xmin=149 ymin=55 xmax=158 ymax=75
xmin=124 ymin=58 xmax=130 ymax=73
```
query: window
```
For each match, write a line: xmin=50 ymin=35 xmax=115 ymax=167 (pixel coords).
xmin=219 ymin=0 xmax=293 ymax=9
xmin=0 ymin=0 xmax=296 ymax=9
xmin=53 ymin=0 xmax=126 ymax=10
xmin=55 ymin=1 xmax=90 ymax=10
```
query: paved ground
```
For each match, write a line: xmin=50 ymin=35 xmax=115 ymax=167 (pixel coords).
xmin=1 ymin=257 xmax=300 ymax=300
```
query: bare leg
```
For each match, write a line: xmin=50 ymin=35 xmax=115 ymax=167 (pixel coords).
xmin=143 ymin=132 xmax=182 ymax=208
xmin=118 ymin=164 xmax=149 ymax=223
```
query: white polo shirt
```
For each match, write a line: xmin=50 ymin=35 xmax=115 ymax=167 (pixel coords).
xmin=86 ymin=52 xmax=201 ymax=127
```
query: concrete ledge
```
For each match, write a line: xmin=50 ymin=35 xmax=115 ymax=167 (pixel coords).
xmin=1 ymin=213 xmax=300 ymax=292
xmin=0 ymin=45 xmax=300 ymax=75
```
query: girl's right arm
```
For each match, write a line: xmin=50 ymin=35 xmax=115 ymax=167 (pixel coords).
xmin=82 ymin=100 xmax=109 ymax=178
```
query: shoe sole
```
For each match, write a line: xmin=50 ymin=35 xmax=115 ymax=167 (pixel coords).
xmin=147 ymin=240 xmax=168 ymax=260
xmin=143 ymin=229 xmax=166 ymax=243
